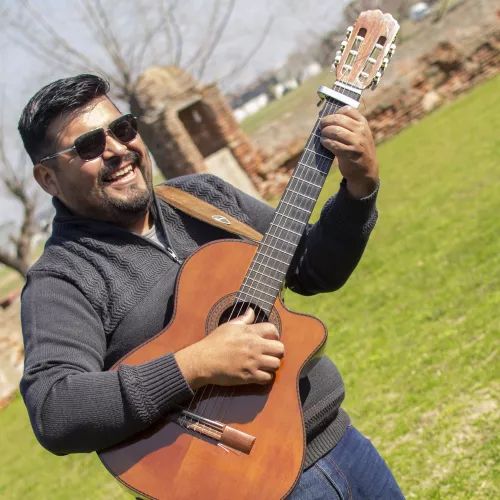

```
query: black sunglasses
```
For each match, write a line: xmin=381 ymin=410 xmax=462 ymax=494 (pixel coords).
xmin=39 ymin=114 xmax=138 ymax=164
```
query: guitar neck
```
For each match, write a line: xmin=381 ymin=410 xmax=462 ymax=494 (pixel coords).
xmin=236 ymin=84 xmax=362 ymax=316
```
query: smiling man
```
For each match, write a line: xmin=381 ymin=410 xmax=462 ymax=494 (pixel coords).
xmin=31 ymin=98 xmax=154 ymax=233
xmin=18 ymin=74 xmax=404 ymax=499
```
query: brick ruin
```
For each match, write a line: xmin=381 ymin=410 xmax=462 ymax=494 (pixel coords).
xmin=253 ymin=25 xmax=500 ymax=197
xmin=131 ymin=66 xmax=263 ymax=198
xmin=364 ymin=28 xmax=500 ymax=146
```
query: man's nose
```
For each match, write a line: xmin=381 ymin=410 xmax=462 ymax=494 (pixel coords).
xmin=102 ymin=133 xmax=128 ymax=159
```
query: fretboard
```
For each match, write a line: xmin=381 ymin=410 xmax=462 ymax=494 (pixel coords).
xmin=236 ymin=84 xmax=361 ymax=316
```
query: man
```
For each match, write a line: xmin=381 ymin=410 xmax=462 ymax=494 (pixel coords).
xmin=19 ymin=74 xmax=405 ymax=499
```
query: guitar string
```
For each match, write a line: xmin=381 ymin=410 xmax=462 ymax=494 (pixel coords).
xmin=182 ymin=40 xmax=369 ymax=429
xmin=211 ymin=97 xmax=341 ymax=423
xmin=219 ymin=31 xmax=392 ymax=327
xmin=225 ymin=36 xmax=384 ymax=329
xmin=211 ymin=53 xmax=374 ymax=423
xmin=202 ymin=57 xmax=372 ymax=426
xmin=212 ymin=32 xmax=397 ymax=424
xmin=203 ymin=65 xmax=357 ymax=424
xmin=210 ymin=86 xmax=350 ymax=423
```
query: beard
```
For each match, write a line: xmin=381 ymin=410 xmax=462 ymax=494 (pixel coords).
xmin=65 ymin=150 xmax=155 ymax=228
xmin=95 ymin=150 xmax=153 ymax=227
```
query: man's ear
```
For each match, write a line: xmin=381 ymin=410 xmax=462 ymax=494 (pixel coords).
xmin=33 ymin=163 xmax=60 ymax=197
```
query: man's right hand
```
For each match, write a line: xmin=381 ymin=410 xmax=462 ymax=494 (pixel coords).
xmin=174 ymin=308 xmax=284 ymax=390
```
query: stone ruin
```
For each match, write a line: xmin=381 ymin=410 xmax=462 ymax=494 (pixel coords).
xmin=131 ymin=66 xmax=263 ymax=198
xmin=252 ymin=23 xmax=500 ymax=197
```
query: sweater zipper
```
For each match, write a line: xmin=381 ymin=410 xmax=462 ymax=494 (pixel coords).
xmin=165 ymin=246 xmax=183 ymax=265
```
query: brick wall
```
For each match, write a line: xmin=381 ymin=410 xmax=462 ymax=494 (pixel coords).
xmin=366 ymin=30 xmax=500 ymax=145
xmin=132 ymin=66 xmax=264 ymax=190
xmin=202 ymin=84 xmax=265 ymax=186
xmin=257 ymin=27 xmax=500 ymax=197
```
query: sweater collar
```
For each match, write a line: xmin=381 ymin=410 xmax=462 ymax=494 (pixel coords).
xmin=51 ymin=190 xmax=164 ymax=237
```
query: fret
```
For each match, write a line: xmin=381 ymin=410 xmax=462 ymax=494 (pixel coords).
xmin=248 ymin=261 xmax=286 ymax=275
xmin=274 ymin=212 xmax=307 ymax=224
xmin=248 ymin=268 xmax=283 ymax=283
xmin=241 ymin=283 xmax=277 ymax=300
xmin=255 ymin=252 xmax=289 ymax=266
xmin=265 ymin=232 xmax=299 ymax=246
xmin=270 ymin=223 xmax=303 ymax=236
xmin=260 ymin=241 xmax=295 ymax=257
xmin=245 ymin=274 xmax=279 ymax=291
xmin=304 ymin=147 xmax=333 ymax=161
xmin=308 ymin=135 xmax=330 ymax=150
xmin=295 ymin=161 xmax=328 ymax=175
xmin=293 ymin=177 xmax=323 ymax=189
xmin=244 ymin=279 xmax=279 ymax=296
xmin=285 ymin=188 xmax=316 ymax=201
xmin=280 ymin=200 xmax=311 ymax=213
xmin=236 ymin=292 xmax=275 ymax=308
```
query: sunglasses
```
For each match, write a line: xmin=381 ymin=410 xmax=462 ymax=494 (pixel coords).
xmin=39 ymin=114 xmax=138 ymax=164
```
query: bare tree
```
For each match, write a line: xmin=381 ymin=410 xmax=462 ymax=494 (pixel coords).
xmin=0 ymin=0 xmax=274 ymax=277
xmin=343 ymin=0 xmax=411 ymax=25
xmin=0 ymin=127 xmax=37 ymax=279
xmin=5 ymin=0 xmax=274 ymax=105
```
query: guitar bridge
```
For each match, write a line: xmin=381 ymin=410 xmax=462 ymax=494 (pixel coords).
xmin=176 ymin=410 xmax=256 ymax=454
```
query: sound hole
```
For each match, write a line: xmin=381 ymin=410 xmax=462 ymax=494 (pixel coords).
xmin=218 ymin=302 xmax=269 ymax=326
xmin=206 ymin=293 xmax=282 ymax=337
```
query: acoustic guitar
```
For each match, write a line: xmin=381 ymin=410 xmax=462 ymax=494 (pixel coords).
xmin=99 ymin=10 xmax=400 ymax=500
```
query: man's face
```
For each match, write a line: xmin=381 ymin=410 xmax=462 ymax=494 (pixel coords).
xmin=42 ymin=97 xmax=153 ymax=226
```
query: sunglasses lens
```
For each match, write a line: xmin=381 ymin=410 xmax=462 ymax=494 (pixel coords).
xmin=74 ymin=129 xmax=106 ymax=161
xmin=110 ymin=114 xmax=138 ymax=143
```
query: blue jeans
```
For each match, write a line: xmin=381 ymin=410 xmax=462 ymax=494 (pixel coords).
xmin=288 ymin=425 xmax=405 ymax=500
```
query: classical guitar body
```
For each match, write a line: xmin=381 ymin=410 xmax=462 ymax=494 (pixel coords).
xmin=99 ymin=239 xmax=327 ymax=500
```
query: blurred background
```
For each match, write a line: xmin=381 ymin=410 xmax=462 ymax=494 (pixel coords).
xmin=0 ymin=0 xmax=498 ymax=498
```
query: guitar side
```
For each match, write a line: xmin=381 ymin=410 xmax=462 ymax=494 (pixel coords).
xmin=98 ymin=239 xmax=327 ymax=500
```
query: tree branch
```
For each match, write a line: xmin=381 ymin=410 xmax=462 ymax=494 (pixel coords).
xmin=196 ymin=0 xmax=236 ymax=81
xmin=0 ymin=248 xmax=29 ymax=278
xmin=218 ymin=15 xmax=274 ymax=85
xmin=0 ymin=101 xmax=37 ymax=279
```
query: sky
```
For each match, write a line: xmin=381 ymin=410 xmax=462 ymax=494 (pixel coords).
xmin=0 ymin=0 xmax=350 ymax=226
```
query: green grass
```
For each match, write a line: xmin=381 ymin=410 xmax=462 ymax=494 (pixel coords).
xmin=0 ymin=75 xmax=499 ymax=499
xmin=0 ymin=244 xmax=47 ymax=299
xmin=0 ymin=269 xmax=24 ymax=298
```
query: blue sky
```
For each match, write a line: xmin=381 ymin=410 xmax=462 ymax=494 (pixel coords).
xmin=0 ymin=0 xmax=349 ymax=225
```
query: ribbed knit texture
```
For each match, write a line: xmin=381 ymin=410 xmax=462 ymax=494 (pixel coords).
xmin=119 ymin=353 xmax=193 ymax=420
xmin=20 ymin=173 xmax=378 ymax=465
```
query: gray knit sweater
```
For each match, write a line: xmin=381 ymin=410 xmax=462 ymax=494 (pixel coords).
xmin=20 ymin=173 xmax=378 ymax=469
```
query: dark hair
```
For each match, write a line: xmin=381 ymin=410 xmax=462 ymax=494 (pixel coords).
xmin=18 ymin=74 xmax=110 ymax=164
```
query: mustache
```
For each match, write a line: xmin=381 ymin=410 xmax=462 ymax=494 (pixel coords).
xmin=99 ymin=151 xmax=142 ymax=182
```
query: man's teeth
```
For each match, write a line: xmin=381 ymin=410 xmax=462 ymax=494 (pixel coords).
xmin=108 ymin=165 xmax=134 ymax=181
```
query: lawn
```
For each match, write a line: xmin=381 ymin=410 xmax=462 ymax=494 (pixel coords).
xmin=239 ymin=71 xmax=332 ymax=135
xmin=0 ymin=75 xmax=498 ymax=499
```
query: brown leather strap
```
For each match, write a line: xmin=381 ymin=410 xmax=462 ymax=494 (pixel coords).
xmin=154 ymin=185 xmax=263 ymax=242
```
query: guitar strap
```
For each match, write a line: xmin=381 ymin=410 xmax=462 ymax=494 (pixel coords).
xmin=154 ymin=185 xmax=263 ymax=243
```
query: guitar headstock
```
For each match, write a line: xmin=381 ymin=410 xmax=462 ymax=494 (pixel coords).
xmin=334 ymin=10 xmax=400 ymax=91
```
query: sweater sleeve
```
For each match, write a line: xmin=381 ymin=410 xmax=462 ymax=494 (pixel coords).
xmin=20 ymin=272 xmax=193 ymax=455
xmin=222 ymin=176 xmax=379 ymax=295
xmin=286 ymin=178 xmax=379 ymax=295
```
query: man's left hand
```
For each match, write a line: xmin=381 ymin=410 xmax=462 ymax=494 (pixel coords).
xmin=319 ymin=106 xmax=378 ymax=199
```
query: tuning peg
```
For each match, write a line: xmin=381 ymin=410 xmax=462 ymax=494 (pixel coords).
xmin=340 ymin=41 xmax=348 ymax=53
xmin=380 ymin=57 xmax=390 ymax=71
xmin=346 ymin=26 xmax=353 ymax=38
xmin=371 ymin=71 xmax=382 ymax=90
xmin=388 ymin=44 xmax=397 ymax=57
xmin=334 ymin=51 xmax=342 ymax=67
